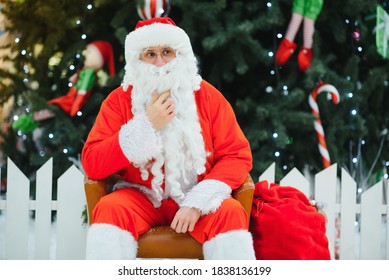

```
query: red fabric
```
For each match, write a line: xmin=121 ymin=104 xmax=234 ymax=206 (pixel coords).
xmin=81 ymin=80 xmax=252 ymax=191
xmin=250 ymin=180 xmax=331 ymax=260
xmin=135 ymin=17 xmax=176 ymax=30
xmin=93 ymin=187 xmax=248 ymax=243
xmin=48 ymin=86 xmax=77 ymax=114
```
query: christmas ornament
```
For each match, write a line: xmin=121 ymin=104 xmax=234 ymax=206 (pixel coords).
xmin=275 ymin=0 xmax=324 ymax=71
xmin=137 ymin=0 xmax=170 ymax=20
xmin=352 ymin=28 xmax=360 ymax=42
xmin=308 ymin=81 xmax=340 ymax=169
xmin=11 ymin=113 xmax=38 ymax=134
xmin=375 ymin=5 xmax=389 ymax=59
xmin=48 ymin=40 xmax=115 ymax=117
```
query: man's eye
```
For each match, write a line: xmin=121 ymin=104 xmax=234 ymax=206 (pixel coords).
xmin=146 ymin=52 xmax=156 ymax=57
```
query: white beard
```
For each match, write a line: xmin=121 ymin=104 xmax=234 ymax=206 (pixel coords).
xmin=123 ymin=56 xmax=206 ymax=204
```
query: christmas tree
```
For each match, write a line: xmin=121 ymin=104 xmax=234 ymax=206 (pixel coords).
xmin=0 ymin=0 xmax=387 ymax=190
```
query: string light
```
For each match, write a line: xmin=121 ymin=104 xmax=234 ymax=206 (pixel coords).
xmin=268 ymin=51 xmax=274 ymax=57
xmin=273 ymin=132 xmax=278 ymax=138
xmin=15 ymin=37 xmax=20 ymax=43
xmin=277 ymin=33 xmax=283 ymax=39
xmin=274 ymin=151 xmax=280 ymax=157
xmin=81 ymin=34 xmax=87 ymax=40
xmin=282 ymin=85 xmax=289 ymax=96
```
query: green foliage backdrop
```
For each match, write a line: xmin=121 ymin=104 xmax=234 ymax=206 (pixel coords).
xmin=0 ymin=0 xmax=387 ymax=187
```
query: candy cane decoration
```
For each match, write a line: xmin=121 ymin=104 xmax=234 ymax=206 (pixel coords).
xmin=308 ymin=81 xmax=340 ymax=169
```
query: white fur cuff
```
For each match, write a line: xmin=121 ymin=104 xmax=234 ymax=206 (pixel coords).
xmin=203 ymin=230 xmax=256 ymax=260
xmin=119 ymin=113 xmax=161 ymax=165
xmin=180 ymin=179 xmax=231 ymax=215
xmin=86 ymin=223 xmax=138 ymax=260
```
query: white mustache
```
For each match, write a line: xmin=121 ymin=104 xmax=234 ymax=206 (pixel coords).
xmin=147 ymin=59 xmax=177 ymax=76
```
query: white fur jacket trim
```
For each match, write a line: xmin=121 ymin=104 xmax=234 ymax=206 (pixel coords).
xmin=180 ymin=179 xmax=231 ymax=215
xmin=118 ymin=113 xmax=161 ymax=165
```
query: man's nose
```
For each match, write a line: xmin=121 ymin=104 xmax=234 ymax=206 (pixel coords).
xmin=154 ymin=54 xmax=166 ymax=67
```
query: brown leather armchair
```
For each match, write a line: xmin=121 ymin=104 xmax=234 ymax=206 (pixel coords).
xmin=84 ymin=174 xmax=254 ymax=259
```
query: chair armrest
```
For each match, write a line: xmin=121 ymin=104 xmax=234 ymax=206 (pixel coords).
xmin=84 ymin=174 xmax=121 ymax=224
xmin=231 ymin=174 xmax=255 ymax=219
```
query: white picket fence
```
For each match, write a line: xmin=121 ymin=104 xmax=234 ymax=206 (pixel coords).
xmin=0 ymin=158 xmax=388 ymax=260
xmin=0 ymin=158 xmax=87 ymax=260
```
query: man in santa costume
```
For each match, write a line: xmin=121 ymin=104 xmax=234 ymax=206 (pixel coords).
xmin=81 ymin=17 xmax=255 ymax=260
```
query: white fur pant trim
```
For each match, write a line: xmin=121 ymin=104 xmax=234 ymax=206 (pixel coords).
xmin=203 ymin=230 xmax=256 ymax=260
xmin=86 ymin=223 xmax=138 ymax=260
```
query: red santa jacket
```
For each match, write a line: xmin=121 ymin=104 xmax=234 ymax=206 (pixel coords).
xmin=81 ymin=80 xmax=252 ymax=212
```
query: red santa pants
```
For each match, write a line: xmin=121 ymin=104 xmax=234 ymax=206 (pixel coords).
xmin=92 ymin=188 xmax=249 ymax=244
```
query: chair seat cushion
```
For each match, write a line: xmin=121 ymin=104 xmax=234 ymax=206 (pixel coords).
xmin=137 ymin=226 xmax=204 ymax=259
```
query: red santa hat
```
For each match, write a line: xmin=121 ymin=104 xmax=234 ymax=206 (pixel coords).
xmin=125 ymin=17 xmax=194 ymax=58
xmin=89 ymin=40 xmax=116 ymax=77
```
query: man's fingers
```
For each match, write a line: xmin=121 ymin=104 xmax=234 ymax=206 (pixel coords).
xmin=149 ymin=91 xmax=159 ymax=105
xmin=171 ymin=216 xmax=178 ymax=230
xmin=157 ymin=90 xmax=171 ymax=104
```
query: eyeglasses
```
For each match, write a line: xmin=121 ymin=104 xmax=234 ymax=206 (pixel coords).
xmin=139 ymin=47 xmax=177 ymax=63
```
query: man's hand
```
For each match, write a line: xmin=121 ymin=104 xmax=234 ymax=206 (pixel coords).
xmin=171 ymin=206 xmax=201 ymax=233
xmin=146 ymin=90 xmax=176 ymax=130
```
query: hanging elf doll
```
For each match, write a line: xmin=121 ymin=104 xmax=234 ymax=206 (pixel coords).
xmin=275 ymin=0 xmax=324 ymax=71
xmin=48 ymin=40 xmax=116 ymax=116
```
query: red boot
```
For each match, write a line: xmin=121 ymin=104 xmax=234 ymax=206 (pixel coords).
xmin=275 ymin=39 xmax=297 ymax=66
xmin=297 ymin=48 xmax=313 ymax=72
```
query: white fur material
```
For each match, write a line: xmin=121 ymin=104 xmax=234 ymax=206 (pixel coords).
xmin=180 ymin=179 xmax=231 ymax=215
xmin=86 ymin=223 xmax=138 ymax=260
xmin=125 ymin=22 xmax=193 ymax=55
xmin=119 ymin=112 xmax=162 ymax=166
xmin=203 ymin=230 xmax=256 ymax=260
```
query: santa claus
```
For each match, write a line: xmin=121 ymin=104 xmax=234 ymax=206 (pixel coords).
xmin=81 ymin=17 xmax=255 ymax=259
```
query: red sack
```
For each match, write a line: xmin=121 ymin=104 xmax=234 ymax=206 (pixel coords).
xmin=250 ymin=180 xmax=331 ymax=260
